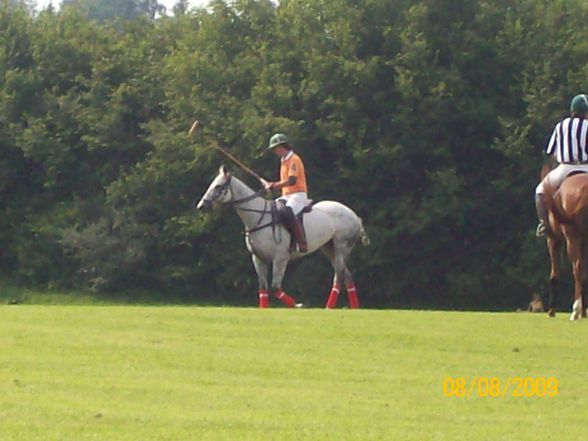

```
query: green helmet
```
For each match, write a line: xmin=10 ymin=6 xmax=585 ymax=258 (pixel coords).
xmin=267 ymin=133 xmax=288 ymax=150
xmin=571 ymin=94 xmax=588 ymax=113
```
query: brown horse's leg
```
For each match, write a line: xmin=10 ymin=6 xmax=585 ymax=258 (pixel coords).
xmin=546 ymin=235 xmax=561 ymax=317
xmin=583 ymin=281 xmax=588 ymax=318
xmin=566 ymin=234 xmax=584 ymax=320
xmin=547 ymin=279 xmax=558 ymax=317
xmin=581 ymin=242 xmax=588 ymax=318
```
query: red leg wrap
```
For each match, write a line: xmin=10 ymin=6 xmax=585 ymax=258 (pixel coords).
xmin=258 ymin=290 xmax=269 ymax=308
xmin=326 ymin=283 xmax=341 ymax=309
xmin=347 ymin=283 xmax=359 ymax=309
xmin=274 ymin=289 xmax=296 ymax=307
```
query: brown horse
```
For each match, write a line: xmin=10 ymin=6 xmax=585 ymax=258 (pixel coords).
xmin=543 ymin=171 xmax=588 ymax=320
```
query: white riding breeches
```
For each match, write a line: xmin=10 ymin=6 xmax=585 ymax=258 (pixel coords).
xmin=535 ymin=163 xmax=588 ymax=195
xmin=276 ymin=192 xmax=309 ymax=216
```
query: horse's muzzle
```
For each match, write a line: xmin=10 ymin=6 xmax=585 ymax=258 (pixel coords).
xmin=197 ymin=199 xmax=212 ymax=211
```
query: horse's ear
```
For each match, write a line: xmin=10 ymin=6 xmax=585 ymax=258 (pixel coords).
xmin=220 ymin=164 xmax=231 ymax=178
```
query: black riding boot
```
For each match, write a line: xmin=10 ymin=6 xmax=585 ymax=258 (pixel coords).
xmin=283 ymin=207 xmax=307 ymax=253
xmin=535 ymin=193 xmax=551 ymax=237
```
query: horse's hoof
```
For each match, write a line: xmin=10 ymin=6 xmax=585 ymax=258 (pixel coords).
xmin=571 ymin=299 xmax=583 ymax=320
xmin=548 ymin=309 xmax=556 ymax=318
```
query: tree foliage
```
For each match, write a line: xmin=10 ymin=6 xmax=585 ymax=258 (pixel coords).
xmin=61 ymin=0 xmax=166 ymax=21
xmin=1 ymin=0 xmax=586 ymax=308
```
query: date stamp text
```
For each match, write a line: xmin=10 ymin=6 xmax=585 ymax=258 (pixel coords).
xmin=442 ymin=376 xmax=558 ymax=398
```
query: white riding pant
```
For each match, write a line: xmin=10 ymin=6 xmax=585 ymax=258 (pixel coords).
xmin=276 ymin=192 xmax=309 ymax=216
xmin=535 ymin=163 xmax=588 ymax=195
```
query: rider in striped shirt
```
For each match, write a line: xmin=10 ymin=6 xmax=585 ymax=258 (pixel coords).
xmin=535 ymin=94 xmax=588 ymax=236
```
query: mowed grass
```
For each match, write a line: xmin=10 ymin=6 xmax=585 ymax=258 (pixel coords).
xmin=1 ymin=306 xmax=587 ymax=440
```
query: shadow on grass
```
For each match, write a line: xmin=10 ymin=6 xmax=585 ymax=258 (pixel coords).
xmin=0 ymin=280 xmax=234 ymax=307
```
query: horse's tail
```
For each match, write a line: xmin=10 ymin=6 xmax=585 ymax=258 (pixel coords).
xmin=359 ymin=218 xmax=370 ymax=246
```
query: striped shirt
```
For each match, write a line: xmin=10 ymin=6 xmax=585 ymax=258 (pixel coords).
xmin=546 ymin=116 xmax=588 ymax=163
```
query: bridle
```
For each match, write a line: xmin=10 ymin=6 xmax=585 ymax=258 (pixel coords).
xmin=207 ymin=176 xmax=279 ymax=235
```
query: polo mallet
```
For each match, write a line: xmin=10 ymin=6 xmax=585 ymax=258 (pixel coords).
xmin=189 ymin=119 xmax=268 ymax=185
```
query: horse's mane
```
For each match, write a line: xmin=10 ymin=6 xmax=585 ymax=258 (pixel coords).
xmin=231 ymin=174 xmax=263 ymax=198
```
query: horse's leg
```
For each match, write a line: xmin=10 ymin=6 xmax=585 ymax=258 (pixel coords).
xmin=565 ymin=234 xmax=583 ymax=320
xmin=583 ymin=280 xmax=588 ymax=318
xmin=581 ymin=242 xmax=588 ymax=318
xmin=338 ymin=245 xmax=360 ymax=309
xmin=325 ymin=271 xmax=342 ymax=309
xmin=346 ymin=278 xmax=360 ymax=309
xmin=320 ymin=242 xmax=341 ymax=309
xmin=332 ymin=243 xmax=359 ymax=309
xmin=252 ymin=254 xmax=270 ymax=308
xmin=271 ymin=257 xmax=298 ymax=308
xmin=546 ymin=235 xmax=561 ymax=317
xmin=326 ymin=278 xmax=341 ymax=309
xmin=341 ymin=262 xmax=359 ymax=309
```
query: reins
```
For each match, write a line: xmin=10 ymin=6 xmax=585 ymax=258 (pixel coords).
xmin=225 ymin=179 xmax=281 ymax=238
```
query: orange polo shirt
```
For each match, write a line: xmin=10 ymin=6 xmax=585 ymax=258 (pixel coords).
xmin=280 ymin=151 xmax=307 ymax=195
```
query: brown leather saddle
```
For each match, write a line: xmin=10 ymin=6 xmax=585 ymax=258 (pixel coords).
xmin=274 ymin=200 xmax=313 ymax=222
xmin=274 ymin=200 xmax=313 ymax=251
xmin=566 ymin=170 xmax=588 ymax=179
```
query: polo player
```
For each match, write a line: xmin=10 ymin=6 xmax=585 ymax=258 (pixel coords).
xmin=535 ymin=94 xmax=588 ymax=236
xmin=262 ymin=133 xmax=309 ymax=253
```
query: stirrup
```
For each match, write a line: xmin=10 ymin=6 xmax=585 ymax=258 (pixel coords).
xmin=536 ymin=222 xmax=547 ymax=237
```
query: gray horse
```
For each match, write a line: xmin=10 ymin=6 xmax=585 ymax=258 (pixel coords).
xmin=197 ymin=166 xmax=370 ymax=308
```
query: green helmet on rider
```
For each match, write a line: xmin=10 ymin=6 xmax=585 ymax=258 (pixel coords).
xmin=571 ymin=94 xmax=588 ymax=114
xmin=267 ymin=133 xmax=289 ymax=150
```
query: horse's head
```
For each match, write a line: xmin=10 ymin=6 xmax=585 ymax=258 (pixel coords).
xmin=196 ymin=165 xmax=233 ymax=211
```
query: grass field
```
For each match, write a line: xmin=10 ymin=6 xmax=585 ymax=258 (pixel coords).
xmin=1 ymin=305 xmax=587 ymax=440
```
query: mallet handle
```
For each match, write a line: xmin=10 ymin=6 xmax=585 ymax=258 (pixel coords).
xmin=212 ymin=143 xmax=266 ymax=183
xmin=189 ymin=119 xmax=267 ymax=183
